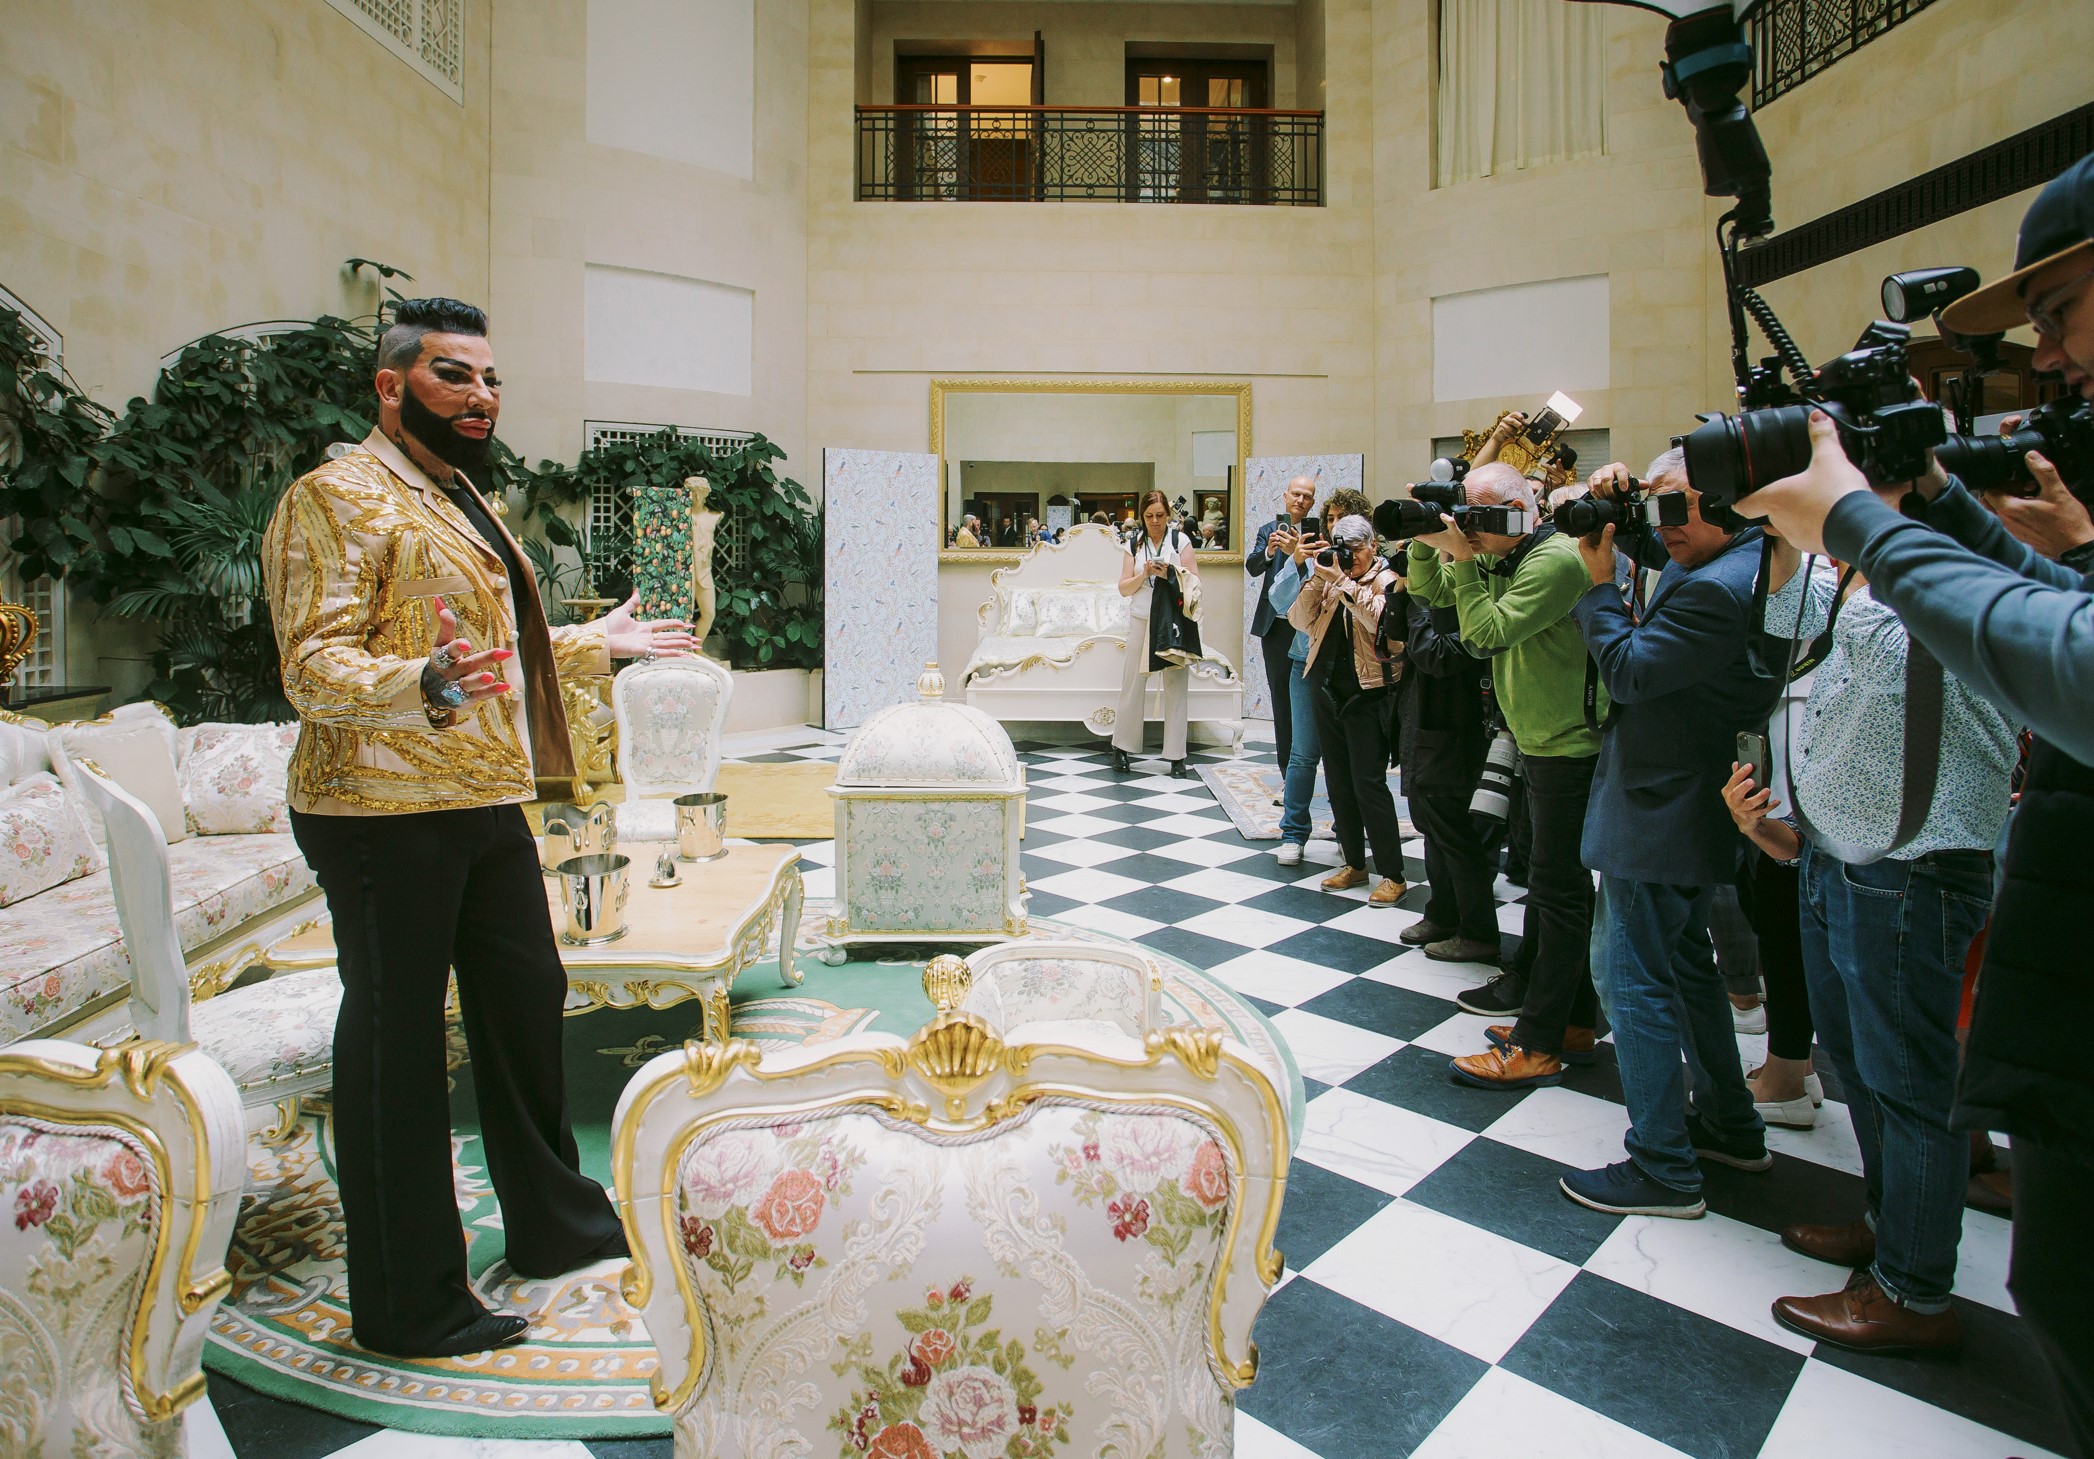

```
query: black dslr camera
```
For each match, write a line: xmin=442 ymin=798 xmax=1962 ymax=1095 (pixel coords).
xmin=1553 ymin=478 xmax=1693 ymax=545
xmin=1374 ymin=476 xmax=1534 ymax=542
xmin=1934 ymin=397 xmax=2094 ymax=499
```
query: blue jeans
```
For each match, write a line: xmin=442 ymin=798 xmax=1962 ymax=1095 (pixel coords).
xmin=1592 ymin=875 xmax=1763 ymax=1192
xmin=1279 ymin=658 xmax=1320 ymax=844
xmin=1798 ymin=842 xmax=1991 ymax=1311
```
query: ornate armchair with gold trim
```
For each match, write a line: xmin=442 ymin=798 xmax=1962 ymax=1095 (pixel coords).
xmin=928 ymin=940 xmax=1166 ymax=1038
xmin=613 ymin=1010 xmax=1289 ymax=1457
xmin=0 ymin=1037 xmax=245 ymax=1454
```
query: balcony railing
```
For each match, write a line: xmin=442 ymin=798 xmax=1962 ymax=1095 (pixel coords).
xmin=856 ymin=105 xmax=1324 ymax=206
xmin=1748 ymin=0 xmax=1940 ymax=108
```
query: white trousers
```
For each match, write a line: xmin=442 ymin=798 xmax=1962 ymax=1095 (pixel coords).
xmin=1112 ymin=638 xmax=1189 ymax=760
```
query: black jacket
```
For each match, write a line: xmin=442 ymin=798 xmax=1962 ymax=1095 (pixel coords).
xmin=1398 ymin=596 xmax=1489 ymax=798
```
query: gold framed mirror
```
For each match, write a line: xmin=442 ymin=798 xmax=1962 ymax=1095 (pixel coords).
xmin=932 ymin=379 xmax=1251 ymax=564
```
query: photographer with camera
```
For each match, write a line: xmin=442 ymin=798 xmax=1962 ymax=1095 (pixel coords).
xmin=1288 ymin=514 xmax=1407 ymax=906
xmin=1408 ymin=463 xmax=1606 ymax=1084
xmin=1717 ymin=158 xmax=2094 ymax=1439
xmin=1395 ymin=590 xmax=1500 ymax=963
xmin=1534 ymin=451 xmax=1782 ymax=1218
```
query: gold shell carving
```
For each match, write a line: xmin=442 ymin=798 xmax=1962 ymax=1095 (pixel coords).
xmin=1145 ymin=1025 xmax=1224 ymax=1079
xmin=921 ymin=954 xmax=973 ymax=1013
xmin=907 ymin=1012 xmax=1005 ymax=1118
xmin=0 ymin=603 xmax=38 ymax=690
xmin=680 ymin=1039 xmax=762 ymax=1096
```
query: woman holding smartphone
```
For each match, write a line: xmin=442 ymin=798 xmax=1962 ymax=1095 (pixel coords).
xmin=1113 ymin=489 xmax=1199 ymax=777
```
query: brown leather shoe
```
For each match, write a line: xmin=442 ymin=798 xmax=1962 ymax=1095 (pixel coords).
xmin=1781 ymin=1217 xmax=1876 ymax=1268
xmin=1772 ymin=1274 xmax=1961 ymax=1353
xmin=1321 ymin=866 xmax=1369 ymax=892
xmin=1449 ymin=1042 xmax=1563 ymax=1090
xmin=1487 ymin=1023 xmax=1598 ymax=1066
xmin=1368 ymin=877 xmax=1406 ymax=907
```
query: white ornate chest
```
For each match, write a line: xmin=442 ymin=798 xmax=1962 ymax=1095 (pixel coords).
xmin=826 ymin=665 xmax=1028 ymax=948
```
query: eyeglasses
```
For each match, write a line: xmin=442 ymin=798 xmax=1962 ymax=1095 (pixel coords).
xmin=2025 ymin=262 xmax=2094 ymax=338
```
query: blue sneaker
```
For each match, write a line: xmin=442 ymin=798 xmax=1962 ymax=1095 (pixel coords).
xmin=1560 ymin=1161 xmax=1705 ymax=1219
xmin=1686 ymin=1111 xmax=1773 ymax=1171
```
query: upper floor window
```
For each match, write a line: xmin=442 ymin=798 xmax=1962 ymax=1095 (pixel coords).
xmin=1433 ymin=0 xmax=1606 ymax=188
xmin=0 ymin=288 xmax=65 ymax=692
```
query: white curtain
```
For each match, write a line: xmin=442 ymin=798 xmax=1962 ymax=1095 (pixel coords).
xmin=1435 ymin=0 xmax=1609 ymax=188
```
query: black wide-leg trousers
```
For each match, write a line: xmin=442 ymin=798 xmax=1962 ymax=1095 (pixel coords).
xmin=290 ymin=803 xmax=621 ymax=1353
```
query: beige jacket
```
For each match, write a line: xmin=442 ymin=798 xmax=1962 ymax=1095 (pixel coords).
xmin=1288 ymin=562 xmax=1403 ymax=691
xmin=261 ymin=431 xmax=609 ymax=815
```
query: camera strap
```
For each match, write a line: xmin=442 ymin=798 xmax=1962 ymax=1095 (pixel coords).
xmin=1749 ymin=536 xmax=1850 ymax=682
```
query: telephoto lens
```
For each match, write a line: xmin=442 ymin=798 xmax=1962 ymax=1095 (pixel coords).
xmin=1934 ymin=399 xmax=2094 ymax=499
xmin=1469 ymin=728 xmax=1520 ymax=827
xmin=1373 ymin=497 xmax=1444 ymax=540
xmin=1553 ymin=495 xmax=1626 ymax=537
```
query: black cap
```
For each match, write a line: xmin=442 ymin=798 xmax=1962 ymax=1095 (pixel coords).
xmin=1942 ymin=151 xmax=2094 ymax=334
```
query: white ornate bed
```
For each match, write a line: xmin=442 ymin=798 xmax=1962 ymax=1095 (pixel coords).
xmin=962 ymin=523 xmax=1243 ymax=742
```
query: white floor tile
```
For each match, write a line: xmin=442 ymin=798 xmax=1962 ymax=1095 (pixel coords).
xmin=1295 ymin=1087 xmax=1475 ymax=1197
xmin=1269 ymin=1007 xmax=1407 ymax=1084
xmin=1321 ymin=903 xmax=1425 ymax=943
xmin=1410 ymin=1367 xmax=1694 ymax=1459
xmin=1132 ymin=791 xmax=1216 ymax=813
xmin=1495 ymin=900 xmax=1529 ymax=935
xmin=1178 ymin=904 xmax=1314 ymax=949
xmin=1030 ymin=811 xmax=1134 ymax=839
xmin=1233 ymin=1407 xmax=1326 ymax=1459
xmin=1144 ymin=837 xmax=1262 ymax=868
xmin=1479 ymin=1086 xmax=1632 ymax=1172
xmin=1029 ymin=792 xmax=1120 ymax=815
xmin=1052 ymin=903 xmax=1164 ymax=940
xmin=1162 ymin=867 xmax=1290 ymax=904
xmin=183 ymin=1401 xmax=237 ymax=1459
xmin=1363 ymin=954 xmax=1497 ymax=1003
xmin=330 ymin=1431 xmax=598 ymax=1457
xmin=792 ymin=839 xmax=837 ymax=866
xmin=1026 ymin=838 xmax=1140 ymax=870
xmin=1762 ymin=1098 xmax=1863 ymax=1177
xmin=1205 ymin=952 xmax=1354 ymax=1009
xmin=1407 ymin=1009 xmax=1503 ymax=1059
xmin=1757 ymin=1358 xmax=2066 ymax=1459
xmin=1304 ymin=1199 xmax=1578 ymax=1364
xmin=1145 ymin=812 xmax=1240 ymax=839
xmin=1582 ymin=1210 xmax=1838 ymax=1354
xmin=1953 ymin=1206 xmax=2018 ymax=1314
xmin=799 ymin=867 xmax=835 ymax=899
xmin=1025 ymin=867 xmax=1151 ymax=903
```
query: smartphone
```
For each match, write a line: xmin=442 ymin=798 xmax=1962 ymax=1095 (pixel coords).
xmin=1736 ymin=731 xmax=1770 ymax=789
xmin=1301 ymin=515 xmax=1323 ymax=541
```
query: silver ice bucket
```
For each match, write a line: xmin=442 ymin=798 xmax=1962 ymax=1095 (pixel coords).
xmin=553 ymin=852 xmax=631 ymax=945
xmin=674 ymin=792 xmax=728 ymax=862
xmin=542 ymin=802 xmax=616 ymax=875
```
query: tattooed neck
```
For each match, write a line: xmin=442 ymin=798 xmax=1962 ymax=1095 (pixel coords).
xmin=392 ymin=427 xmax=453 ymax=485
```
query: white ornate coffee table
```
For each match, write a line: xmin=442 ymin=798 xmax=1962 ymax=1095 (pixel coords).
xmin=262 ymin=842 xmax=803 ymax=1044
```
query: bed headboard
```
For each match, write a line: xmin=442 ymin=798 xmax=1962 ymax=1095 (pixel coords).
xmin=976 ymin=524 xmax=1128 ymax=633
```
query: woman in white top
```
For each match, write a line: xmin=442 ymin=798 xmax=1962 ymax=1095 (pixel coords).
xmin=1113 ymin=489 xmax=1199 ymax=778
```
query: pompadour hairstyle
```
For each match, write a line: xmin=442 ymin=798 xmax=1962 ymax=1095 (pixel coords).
xmin=377 ymin=297 xmax=489 ymax=376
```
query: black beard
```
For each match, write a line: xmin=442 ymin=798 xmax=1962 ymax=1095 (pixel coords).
xmin=399 ymin=383 xmax=495 ymax=475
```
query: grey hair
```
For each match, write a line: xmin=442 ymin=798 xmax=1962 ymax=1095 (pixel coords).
xmin=1463 ymin=463 xmax=1537 ymax=512
xmin=1332 ymin=514 xmax=1375 ymax=548
xmin=1645 ymin=446 xmax=1688 ymax=485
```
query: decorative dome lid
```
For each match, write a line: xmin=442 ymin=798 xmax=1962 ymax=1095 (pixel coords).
xmin=834 ymin=663 xmax=1023 ymax=790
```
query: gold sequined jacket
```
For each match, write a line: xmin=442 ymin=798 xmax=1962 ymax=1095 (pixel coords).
xmin=262 ymin=431 xmax=609 ymax=815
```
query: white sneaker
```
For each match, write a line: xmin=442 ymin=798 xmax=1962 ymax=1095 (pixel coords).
xmin=1805 ymin=1070 xmax=1825 ymax=1106
xmin=1755 ymin=1094 xmax=1817 ymax=1130
xmin=1275 ymin=841 xmax=1304 ymax=866
xmin=1731 ymin=1000 xmax=1767 ymax=1035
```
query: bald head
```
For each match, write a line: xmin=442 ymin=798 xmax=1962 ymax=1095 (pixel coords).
xmin=1283 ymin=475 xmax=1316 ymax=520
xmin=1463 ymin=463 xmax=1536 ymax=512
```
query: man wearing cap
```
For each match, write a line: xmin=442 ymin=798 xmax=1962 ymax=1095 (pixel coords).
xmin=1736 ymin=152 xmax=2094 ymax=1454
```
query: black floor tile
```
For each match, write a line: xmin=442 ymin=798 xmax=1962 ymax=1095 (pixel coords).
xmin=1135 ymin=925 xmax=1250 ymax=973
xmin=1500 ymin=1272 xmax=1805 ymax=1459
xmin=1343 ymin=1045 xmax=1533 ymax=1134
xmin=1241 ymin=884 xmax=1359 ymax=924
xmin=1101 ymin=886 xmax=1224 ymax=924
xmin=1814 ymin=1296 xmax=2075 ymax=1456
xmin=1223 ymin=854 xmax=1329 ymax=884
xmin=1100 ymin=851 xmax=1227 ymax=887
xmin=1276 ymin=1159 xmax=1396 ymax=1272
xmin=1297 ymin=977 xmax=1461 ymax=1041
xmin=587 ymin=1439 xmax=676 ymax=1458
xmin=1556 ymin=1042 xmax=1625 ymax=1106
xmin=1075 ymin=782 xmax=1163 ymax=802
xmin=1269 ymin=925 xmax=1413 ymax=976
xmin=207 ymin=1373 xmax=379 ymax=1459
xmin=1241 ymin=1279 xmax=1487 ymax=1457
xmin=1082 ymin=800 xmax=1177 ymax=825
xmin=1022 ymin=889 xmax=1080 ymax=919
xmin=1243 ymin=992 xmax=1287 ymax=1019
xmin=1089 ymin=823 xmax=1191 ymax=852
xmin=1697 ymin=1151 xmax=1866 ymax=1238
xmin=1300 ymin=1075 xmax=1332 ymax=1102
xmin=1404 ymin=1137 xmax=1624 ymax=1267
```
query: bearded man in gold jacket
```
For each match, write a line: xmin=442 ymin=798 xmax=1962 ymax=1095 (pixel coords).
xmin=262 ymin=297 xmax=694 ymax=1358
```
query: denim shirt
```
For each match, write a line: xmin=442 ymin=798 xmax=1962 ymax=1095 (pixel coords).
xmin=1268 ymin=558 xmax=1311 ymax=667
xmin=1763 ymin=560 xmax=2018 ymax=860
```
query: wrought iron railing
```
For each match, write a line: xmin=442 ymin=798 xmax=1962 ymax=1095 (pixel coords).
xmin=1748 ymin=0 xmax=1940 ymax=109
xmin=856 ymin=105 xmax=1323 ymax=205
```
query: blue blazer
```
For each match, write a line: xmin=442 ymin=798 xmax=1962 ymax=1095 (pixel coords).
xmin=1246 ymin=519 xmax=1294 ymax=637
xmin=1574 ymin=528 xmax=1781 ymax=886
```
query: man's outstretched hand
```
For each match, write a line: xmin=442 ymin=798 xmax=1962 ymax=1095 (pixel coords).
xmin=602 ymin=593 xmax=700 ymax=660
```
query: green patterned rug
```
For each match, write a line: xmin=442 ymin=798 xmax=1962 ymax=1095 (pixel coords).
xmin=202 ymin=925 xmax=1301 ymax=1439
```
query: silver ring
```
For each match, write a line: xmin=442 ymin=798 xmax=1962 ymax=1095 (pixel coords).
xmin=430 ymin=676 xmax=471 ymax=710
xmin=430 ymin=640 xmax=463 ymax=673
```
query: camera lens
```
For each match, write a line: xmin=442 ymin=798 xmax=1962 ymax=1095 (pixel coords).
xmin=1316 ymin=547 xmax=1339 ymax=567
xmin=1373 ymin=498 xmax=1442 ymax=540
xmin=1469 ymin=730 xmax=1520 ymax=826
xmin=1680 ymin=402 xmax=1816 ymax=512
xmin=1553 ymin=496 xmax=1618 ymax=536
xmin=1934 ymin=432 xmax=2026 ymax=496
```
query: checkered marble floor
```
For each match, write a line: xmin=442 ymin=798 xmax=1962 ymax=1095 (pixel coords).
xmin=200 ymin=732 xmax=2068 ymax=1459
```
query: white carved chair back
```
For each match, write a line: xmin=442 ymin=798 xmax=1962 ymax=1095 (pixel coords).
xmin=0 ymin=1037 xmax=245 ymax=1455
xmin=613 ymin=654 xmax=735 ymax=802
xmin=74 ymin=762 xmax=189 ymax=1044
xmin=959 ymin=938 xmax=1165 ymax=1036
xmin=614 ymin=1015 xmax=1288 ymax=1458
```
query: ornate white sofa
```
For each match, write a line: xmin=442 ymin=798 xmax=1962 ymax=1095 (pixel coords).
xmin=934 ymin=940 xmax=1165 ymax=1036
xmin=0 ymin=706 xmax=321 ymax=1045
xmin=613 ymin=1010 xmax=1288 ymax=1457
xmin=0 ymin=1036 xmax=246 ymax=1454
xmin=962 ymin=523 xmax=1242 ymax=742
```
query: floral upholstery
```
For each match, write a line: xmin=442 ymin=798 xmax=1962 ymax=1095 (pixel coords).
xmin=0 ymin=832 xmax=317 ymax=1044
xmin=1033 ymin=592 xmax=1097 ymax=640
xmin=1001 ymin=588 xmax=1040 ymax=636
xmin=0 ymin=1115 xmax=172 ymax=1456
xmin=0 ymin=773 xmax=102 ymax=908
xmin=960 ymin=951 xmax=1154 ymax=1037
xmin=670 ymin=1102 xmax=1237 ymax=1457
xmin=189 ymin=970 xmax=339 ymax=1098
xmin=176 ymin=722 xmax=297 ymax=835
xmin=834 ymin=701 xmax=1022 ymax=789
xmin=840 ymin=801 xmax=1010 ymax=934
xmin=615 ymin=657 xmax=732 ymax=798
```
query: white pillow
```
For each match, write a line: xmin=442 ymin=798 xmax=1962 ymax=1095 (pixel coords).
xmin=51 ymin=705 xmax=188 ymax=845
xmin=0 ymin=772 xmax=104 ymax=908
xmin=1093 ymin=589 xmax=1131 ymax=635
xmin=1002 ymin=588 xmax=1040 ymax=636
xmin=177 ymin=722 xmax=298 ymax=835
xmin=1034 ymin=591 xmax=1097 ymax=639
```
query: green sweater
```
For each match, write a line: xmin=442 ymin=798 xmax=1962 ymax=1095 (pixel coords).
xmin=1407 ymin=534 xmax=1606 ymax=758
